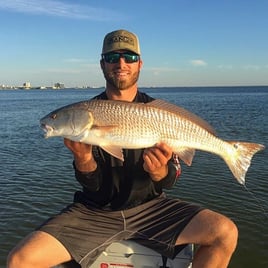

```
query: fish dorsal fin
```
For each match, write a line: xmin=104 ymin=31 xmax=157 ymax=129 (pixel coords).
xmin=147 ymin=99 xmax=216 ymax=135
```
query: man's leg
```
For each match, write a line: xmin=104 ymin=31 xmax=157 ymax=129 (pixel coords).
xmin=7 ymin=230 xmax=72 ymax=268
xmin=176 ymin=209 xmax=238 ymax=268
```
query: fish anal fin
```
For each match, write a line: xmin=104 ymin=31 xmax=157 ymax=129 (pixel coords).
xmin=175 ymin=147 xmax=195 ymax=166
xmin=101 ymin=145 xmax=124 ymax=162
xmin=148 ymin=99 xmax=216 ymax=135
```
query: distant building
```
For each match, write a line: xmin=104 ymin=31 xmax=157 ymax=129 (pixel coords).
xmin=23 ymin=82 xmax=31 ymax=89
xmin=54 ymin=82 xmax=65 ymax=89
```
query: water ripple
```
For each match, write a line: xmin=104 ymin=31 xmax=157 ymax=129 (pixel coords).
xmin=1 ymin=88 xmax=267 ymax=268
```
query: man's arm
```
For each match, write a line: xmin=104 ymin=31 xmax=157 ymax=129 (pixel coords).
xmin=64 ymin=138 xmax=103 ymax=192
xmin=64 ymin=138 xmax=97 ymax=172
xmin=65 ymin=139 xmax=178 ymax=190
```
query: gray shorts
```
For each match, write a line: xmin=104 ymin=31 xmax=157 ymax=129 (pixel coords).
xmin=38 ymin=193 xmax=203 ymax=268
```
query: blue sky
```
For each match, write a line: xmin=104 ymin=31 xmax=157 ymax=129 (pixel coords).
xmin=1 ymin=0 xmax=268 ymax=87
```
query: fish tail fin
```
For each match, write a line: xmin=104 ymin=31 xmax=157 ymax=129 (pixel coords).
xmin=225 ymin=142 xmax=265 ymax=184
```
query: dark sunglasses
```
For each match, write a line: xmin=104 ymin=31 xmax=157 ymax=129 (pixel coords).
xmin=102 ymin=52 xmax=140 ymax=64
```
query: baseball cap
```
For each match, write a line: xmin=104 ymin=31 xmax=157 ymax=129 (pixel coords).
xmin=102 ymin=29 xmax=140 ymax=55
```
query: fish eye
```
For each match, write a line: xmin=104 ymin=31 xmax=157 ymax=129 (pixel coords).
xmin=233 ymin=143 xmax=238 ymax=149
xmin=50 ymin=113 xmax=57 ymax=120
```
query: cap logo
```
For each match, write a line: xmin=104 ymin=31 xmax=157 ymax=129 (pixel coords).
xmin=107 ymin=35 xmax=134 ymax=47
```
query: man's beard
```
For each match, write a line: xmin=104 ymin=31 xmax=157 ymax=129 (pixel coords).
xmin=103 ymin=69 xmax=140 ymax=90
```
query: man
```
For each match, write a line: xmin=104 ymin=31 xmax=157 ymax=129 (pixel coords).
xmin=8 ymin=29 xmax=238 ymax=268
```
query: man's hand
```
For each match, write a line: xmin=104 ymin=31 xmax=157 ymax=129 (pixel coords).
xmin=64 ymin=138 xmax=97 ymax=172
xmin=143 ymin=142 xmax=173 ymax=181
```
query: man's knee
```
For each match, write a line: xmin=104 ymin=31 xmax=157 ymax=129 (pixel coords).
xmin=7 ymin=248 xmax=29 ymax=268
xmin=215 ymin=216 xmax=238 ymax=252
xmin=8 ymin=247 xmax=50 ymax=268
xmin=7 ymin=231 xmax=72 ymax=268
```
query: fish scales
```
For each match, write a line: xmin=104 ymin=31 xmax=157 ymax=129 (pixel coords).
xmin=91 ymin=101 xmax=160 ymax=144
xmin=91 ymin=101 xmax=192 ymax=148
xmin=40 ymin=99 xmax=265 ymax=184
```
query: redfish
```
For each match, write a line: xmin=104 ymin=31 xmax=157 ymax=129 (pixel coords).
xmin=40 ymin=99 xmax=265 ymax=184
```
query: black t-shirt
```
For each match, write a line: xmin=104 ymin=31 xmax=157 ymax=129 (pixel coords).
xmin=74 ymin=91 xmax=178 ymax=210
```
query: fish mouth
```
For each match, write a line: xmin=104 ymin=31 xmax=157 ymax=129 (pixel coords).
xmin=40 ymin=124 xmax=53 ymax=137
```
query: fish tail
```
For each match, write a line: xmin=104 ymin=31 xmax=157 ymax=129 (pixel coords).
xmin=225 ymin=142 xmax=265 ymax=184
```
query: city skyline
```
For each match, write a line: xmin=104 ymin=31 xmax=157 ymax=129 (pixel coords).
xmin=1 ymin=0 xmax=268 ymax=87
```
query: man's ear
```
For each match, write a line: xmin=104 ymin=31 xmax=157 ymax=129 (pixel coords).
xmin=139 ymin=59 xmax=143 ymax=69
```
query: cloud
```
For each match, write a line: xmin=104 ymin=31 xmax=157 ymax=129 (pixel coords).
xmin=217 ymin=64 xmax=233 ymax=69
xmin=0 ymin=0 xmax=124 ymax=21
xmin=190 ymin=59 xmax=207 ymax=67
xmin=242 ymin=64 xmax=260 ymax=70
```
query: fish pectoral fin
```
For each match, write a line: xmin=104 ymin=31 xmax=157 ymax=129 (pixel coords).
xmin=100 ymin=145 xmax=124 ymax=162
xmin=65 ymin=133 xmax=88 ymax=142
xmin=176 ymin=147 xmax=195 ymax=166
xmin=91 ymin=125 xmax=118 ymax=134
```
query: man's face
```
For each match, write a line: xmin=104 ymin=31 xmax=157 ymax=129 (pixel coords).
xmin=101 ymin=50 xmax=143 ymax=90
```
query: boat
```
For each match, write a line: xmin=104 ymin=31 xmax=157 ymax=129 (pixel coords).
xmin=58 ymin=241 xmax=193 ymax=268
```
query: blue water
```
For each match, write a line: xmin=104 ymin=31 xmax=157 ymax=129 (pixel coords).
xmin=1 ymin=86 xmax=267 ymax=267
